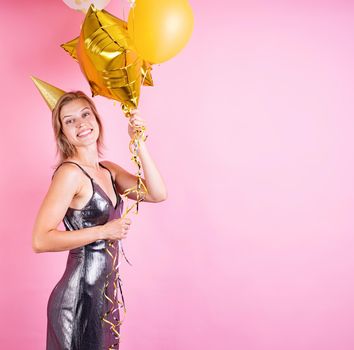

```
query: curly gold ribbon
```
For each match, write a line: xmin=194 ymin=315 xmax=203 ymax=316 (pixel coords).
xmin=101 ymin=240 xmax=125 ymax=348
xmin=101 ymin=114 xmax=148 ymax=349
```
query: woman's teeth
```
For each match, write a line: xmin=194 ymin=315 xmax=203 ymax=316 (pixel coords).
xmin=78 ymin=129 xmax=92 ymax=137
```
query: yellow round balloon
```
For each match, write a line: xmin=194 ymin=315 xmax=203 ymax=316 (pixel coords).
xmin=128 ymin=0 xmax=194 ymax=64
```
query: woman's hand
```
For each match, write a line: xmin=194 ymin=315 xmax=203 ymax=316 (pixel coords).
xmin=101 ymin=217 xmax=132 ymax=240
xmin=127 ymin=109 xmax=147 ymax=140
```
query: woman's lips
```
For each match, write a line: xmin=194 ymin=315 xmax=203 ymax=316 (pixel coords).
xmin=77 ymin=129 xmax=93 ymax=137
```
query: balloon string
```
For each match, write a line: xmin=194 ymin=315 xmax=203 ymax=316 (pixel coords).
xmin=121 ymin=113 xmax=148 ymax=216
xmin=130 ymin=2 xmax=135 ymax=42
xmin=102 ymin=116 xmax=148 ymax=349
xmin=101 ymin=240 xmax=126 ymax=349
xmin=141 ymin=65 xmax=148 ymax=87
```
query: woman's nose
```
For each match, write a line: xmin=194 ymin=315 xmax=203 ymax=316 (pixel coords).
xmin=76 ymin=117 xmax=86 ymax=127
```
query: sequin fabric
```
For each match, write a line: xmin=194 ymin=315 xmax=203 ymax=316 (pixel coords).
xmin=46 ymin=161 xmax=124 ymax=350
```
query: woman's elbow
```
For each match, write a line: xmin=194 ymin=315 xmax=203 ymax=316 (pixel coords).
xmin=32 ymin=232 xmax=45 ymax=253
xmin=160 ymin=192 xmax=168 ymax=202
xmin=32 ymin=243 xmax=42 ymax=254
xmin=153 ymin=191 xmax=168 ymax=203
xmin=32 ymin=240 xmax=43 ymax=254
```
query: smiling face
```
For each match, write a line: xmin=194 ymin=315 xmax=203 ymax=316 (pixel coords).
xmin=60 ymin=98 xmax=100 ymax=149
xmin=51 ymin=91 xmax=105 ymax=163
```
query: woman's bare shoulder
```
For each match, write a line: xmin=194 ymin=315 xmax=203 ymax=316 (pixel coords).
xmin=52 ymin=161 xmax=83 ymax=183
xmin=100 ymin=160 xmax=124 ymax=177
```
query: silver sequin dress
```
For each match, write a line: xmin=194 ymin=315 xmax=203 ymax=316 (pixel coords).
xmin=46 ymin=161 xmax=124 ymax=350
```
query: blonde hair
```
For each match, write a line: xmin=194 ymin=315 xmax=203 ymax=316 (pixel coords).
xmin=51 ymin=91 xmax=105 ymax=167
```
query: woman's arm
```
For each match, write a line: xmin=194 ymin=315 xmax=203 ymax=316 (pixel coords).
xmin=135 ymin=139 xmax=168 ymax=202
xmin=33 ymin=164 xmax=131 ymax=253
xmin=102 ymin=110 xmax=168 ymax=203
xmin=32 ymin=164 xmax=105 ymax=253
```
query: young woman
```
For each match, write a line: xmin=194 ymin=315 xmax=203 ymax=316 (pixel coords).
xmin=32 ymin=91 xmax=167 ymax=349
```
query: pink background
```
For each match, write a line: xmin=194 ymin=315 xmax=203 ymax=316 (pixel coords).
xmin=2 ymin=0 xmax=354 ymax=349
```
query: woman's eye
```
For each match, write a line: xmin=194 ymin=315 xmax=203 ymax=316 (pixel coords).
xmin=82 ymin=112 xmax=90 ymax=117
xmin=65 ymin=119 xmax=75 ymax=125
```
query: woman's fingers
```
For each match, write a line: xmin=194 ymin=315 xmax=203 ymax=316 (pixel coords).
xmin=129 ymin=108 xmax=139 ymax=115
xmin=128 ymin=110 xmax=144 ymax=122
xmin=129 ymin=117 xmax=146 ymax=128
xmin=122 ymin=217 xmax=131 ymax=223
xmin=127 ymin=112 xmax=147 ymax=139
xmin=122 ymin=218 xmax=131 ymax=231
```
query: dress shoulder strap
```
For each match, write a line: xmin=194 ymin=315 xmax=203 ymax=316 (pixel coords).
xmin=98 ymin=162 xmax=114 ymax=180
xmin=51 ymin=161 xmax=93 ymax=181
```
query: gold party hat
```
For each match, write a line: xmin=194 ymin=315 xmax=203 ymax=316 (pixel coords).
xmin=31 ymin=76 xmax=66 ymax=111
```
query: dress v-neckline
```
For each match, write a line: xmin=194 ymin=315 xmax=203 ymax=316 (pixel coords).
xmin=94 ymin=162 xmax=119 ymax=209
xmin=56 ymin=161 xmax=120 ymax=212
xmin=92 ymin=179 xmax=119 ymax=209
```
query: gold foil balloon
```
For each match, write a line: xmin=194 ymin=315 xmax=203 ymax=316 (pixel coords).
xmin=61 ymin=36 xmax=154 ymax=87
xmin=63 ymin=0 xmax=111 ymax=12
xmin=141 ymin=61 xmax=154 ymax=87
xmin=31 ymin=76 xmax=66 ymax=111
xmin=61 ymin=4 xmax=151 ymax=112
xmin=128 ymin=0 xmax=194 ymax=64
xmin=61 ymin=37 xmax=79 ymax=60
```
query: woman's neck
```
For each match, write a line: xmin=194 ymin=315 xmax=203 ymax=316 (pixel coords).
xmin=67 ymin=145 xmax=101 ymax=170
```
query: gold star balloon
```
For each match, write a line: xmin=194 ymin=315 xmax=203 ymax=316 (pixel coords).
xmin=61 ymin=4 xmax=153 ymax=113
xmin=61 ymin=37 xmax=154 ymax=87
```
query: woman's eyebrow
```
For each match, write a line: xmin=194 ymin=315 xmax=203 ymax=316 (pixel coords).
xmin=62 ymin=107 xmax=90 ymax=120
